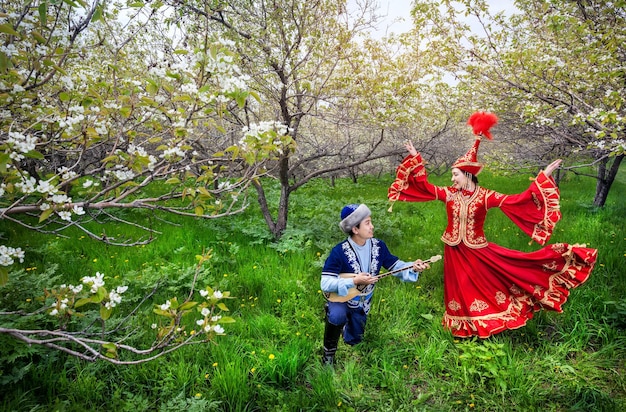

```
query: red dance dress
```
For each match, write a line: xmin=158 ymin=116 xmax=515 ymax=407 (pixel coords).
xmin=388 ymin=153 xmax=597 ymax=338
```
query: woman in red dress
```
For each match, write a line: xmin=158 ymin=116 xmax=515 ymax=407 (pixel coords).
xmin=388 ymin=112 xmax=597 ymax=338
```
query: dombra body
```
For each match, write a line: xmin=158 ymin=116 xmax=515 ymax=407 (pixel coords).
xmin=323 ymin=255 xmax=441 ymax=302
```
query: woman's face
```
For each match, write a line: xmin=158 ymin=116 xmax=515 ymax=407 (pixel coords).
xmin=451 ymin=168 xmax=467 ymax=189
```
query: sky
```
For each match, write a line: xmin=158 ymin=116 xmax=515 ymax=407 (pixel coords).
xmin=371 ymin=0 xmax=519 ymax=37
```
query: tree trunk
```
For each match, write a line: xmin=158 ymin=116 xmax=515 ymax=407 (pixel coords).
xmin=253 ymin=157 xmax=291 ymax=239
xmin=594 ymin=154 xmax=624 ymax=207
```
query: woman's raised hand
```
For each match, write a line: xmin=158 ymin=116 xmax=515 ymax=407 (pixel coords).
xmin=404 ymin=140 xmax=418 ymax=157
xmin=544 ymin=159 xmax=562 ymax=178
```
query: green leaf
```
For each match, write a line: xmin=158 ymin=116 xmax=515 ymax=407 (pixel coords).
xmin=25 ymin=150 xmax=45 ymax=160
xmin=61 ymin=0 xmax=80 ymax=8
xmin=38 ymin=208 xmax=54 ymax=223
xmin=0 ymin=24 xmax=19 ymax=37
xmin=178 ymin=301 xmax=198 ymax=311
xmin=120 ymin=106 xmax=132 ymax=118
xmin=75 ymin=297 xmax=94 ymax=308
xmin=31 ymin=31 xmax=47 ymax=44
xmin=146 ymin=81 xmax=159 ymax=95
xmin=38 ymin=4 xmax=48 ymax=25
xmin=91 ymin=5 xmax=103 ymax=22
xmin=0 ymin=267 xmax=8 ymax=286
xmin=93 ymin=286 xmax=107 ymax=303
xmin=100 ymin=305 xmax=112 ymax=320
xmin=0 ymin=153 xmax=10 ymax=173
xmin=217 ymin=302 xmax=230 ymax=311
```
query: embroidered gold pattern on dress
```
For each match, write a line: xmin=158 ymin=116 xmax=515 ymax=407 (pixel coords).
xmin=495 ymin=291 xmax=507 ymax=305
xmin=543 ymin=261 xmax=558 ymax=271
xmin=448 ymin=299 xmax=461 ymax=311
xmin=470 ymin=299 xmax=489 ymax=312
xmin=441 ymin=187 xmax=490 ymax=248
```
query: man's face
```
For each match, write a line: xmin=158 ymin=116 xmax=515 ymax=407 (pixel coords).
xmin=353 ymin=216 xmax=374 ymax=240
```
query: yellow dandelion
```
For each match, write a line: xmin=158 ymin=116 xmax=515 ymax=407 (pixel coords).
xmin=26 ymin=298 xmax=31 ymax=302
xmin=251 ymin=351 xmax=256 ymax=355
xmin=276 ymin=299 xmax=281 ymax=303
xmin=212 ymin=362 xmax=218 ymax=367
xmin=269 ymin=354 xmax=275 ymax=360
xmin=93 ymin=258 xmax=98 ymax=263
xmin=205 ymin=373 xmax=209 ymax=379
xmin=296 ymin=332 xmax=301 ymax=336
xmin=223 ymin=273 xmax=228 ymax=277
xmin=403 ymin=365 xmax=408 ymax=369
xmin=337 ymin=401 xmax=342 ymax=407
xmin=195 ymin=393 xmax=202 ymax=399
xmin=251 ymin=367 xmax=256 ymax=373
xmin=190 ymin=330 xmax=196 ymax=335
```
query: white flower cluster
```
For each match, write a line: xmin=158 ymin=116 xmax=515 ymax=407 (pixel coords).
xmin=239 ymin=121 xmax=291 ymax=151
xmin=242 ymin=121 xmax=289 ymax=140
xmin=160 ymin=145 xmax=187 ymax=160
xmin=0 ymin=245 xmax=25 ymax=266
xmin=105 ymin=165 xmax=136 ymax=181
xmin=9 ymin=163 xmax=85 ymax=221
xmin=82 ymin=272 xmax=106 ymax=293
xmin=106 ymin=285 xmax=129 ymax=310
xmin=194 ymin=289 xmax=226 ymax=334
xmin=49 ymin=273 xmax=127 ymax=316
xmin=128 ymin=144 xmax=157 ymax=171
xmin=6 ymin=131 xmax=37 ymax=162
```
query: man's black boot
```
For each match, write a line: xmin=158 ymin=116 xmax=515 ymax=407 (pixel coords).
xmin=322 ymin=320 xmax=343 ymax=366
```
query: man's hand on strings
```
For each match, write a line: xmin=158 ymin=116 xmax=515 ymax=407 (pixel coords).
xmin=413 ymin=259 xmax=430 ymax=272
xmin=353 ymin=273 xmax=378 ymax=285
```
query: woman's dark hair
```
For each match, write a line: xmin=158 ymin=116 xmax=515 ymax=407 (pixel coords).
xmin=464 ymin=171 xmax=479 ymax=184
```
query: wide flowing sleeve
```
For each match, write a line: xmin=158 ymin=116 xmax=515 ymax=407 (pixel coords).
xmin=495 ymin=171 xmax=562 ymax=245
xmin=388 ymin=153 xmax=444 ymax=209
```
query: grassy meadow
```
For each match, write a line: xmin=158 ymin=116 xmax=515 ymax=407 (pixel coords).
xmin=0 ymin=168 xmax=625 ymax=411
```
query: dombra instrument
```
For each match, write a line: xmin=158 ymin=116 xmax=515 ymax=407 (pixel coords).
xmin=323 ymin=255 xmax=442 ymax=303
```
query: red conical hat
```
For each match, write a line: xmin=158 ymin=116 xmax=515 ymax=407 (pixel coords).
xmin=452 ymin=111 xmax=498 ymax=176
xmin=452 ymin=138 xmax=484 ymax=175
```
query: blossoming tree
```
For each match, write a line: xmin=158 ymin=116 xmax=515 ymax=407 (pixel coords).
xmin=0 ymin=0 xmax=294 ymax=361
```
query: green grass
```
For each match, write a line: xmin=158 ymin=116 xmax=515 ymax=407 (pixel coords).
xmin=0 ymin=169 xmax=625 ymax=411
